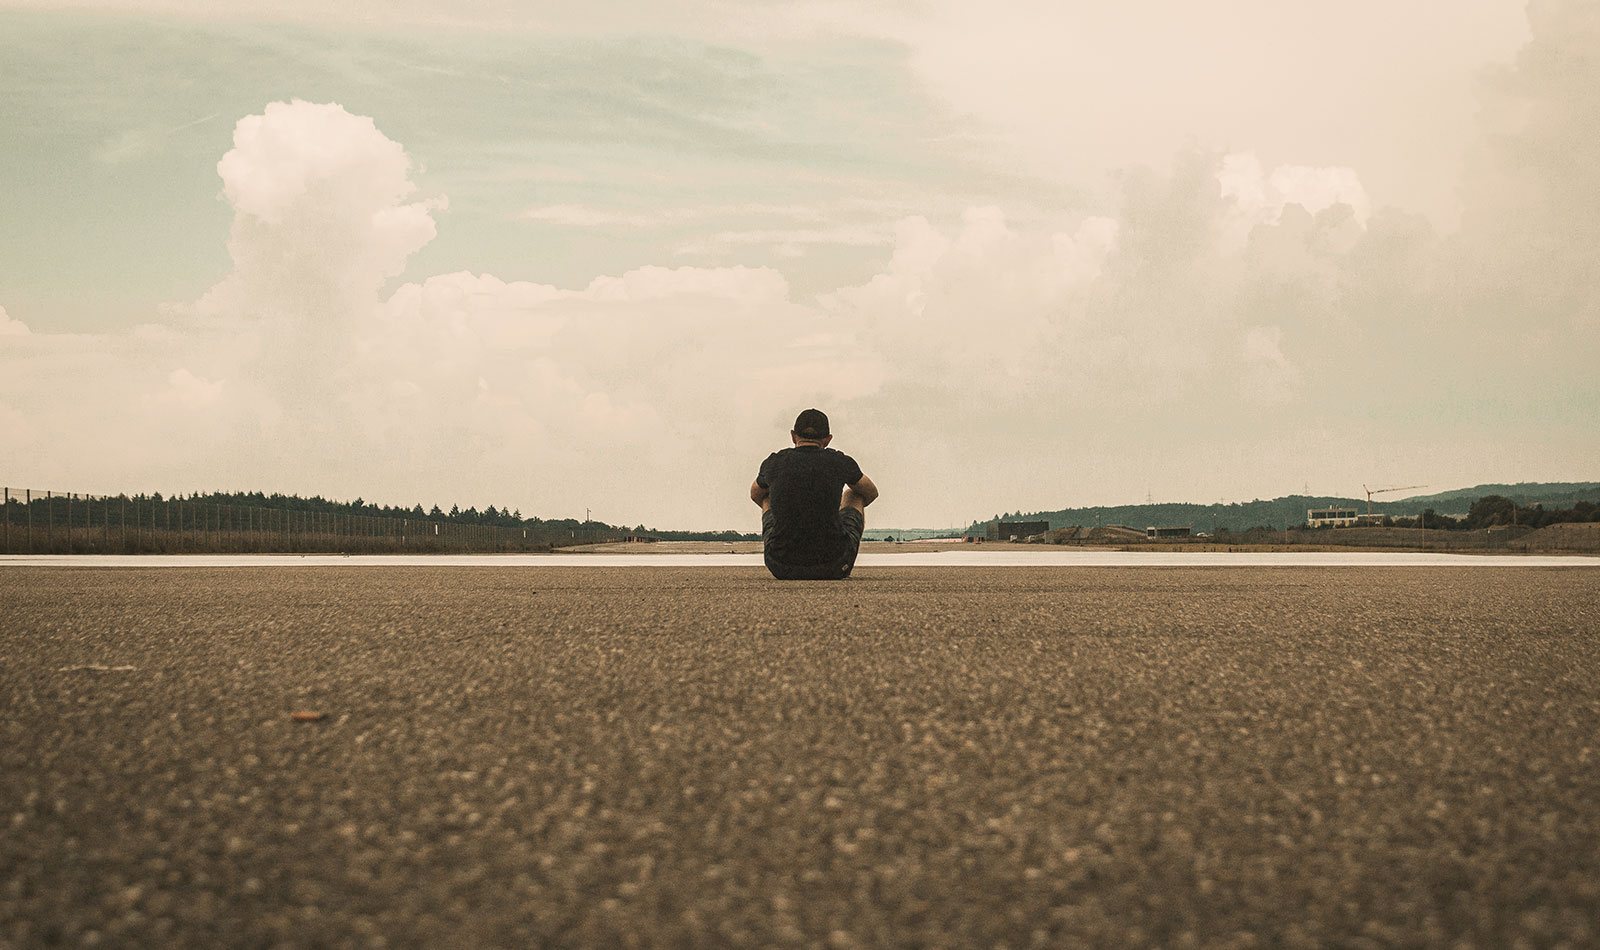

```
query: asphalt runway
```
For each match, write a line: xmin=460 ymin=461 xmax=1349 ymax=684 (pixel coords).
xmin=3 ymin=566 xmax=1598 ymax=949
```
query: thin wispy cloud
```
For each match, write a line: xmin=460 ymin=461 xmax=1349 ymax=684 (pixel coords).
xmin=95 ymin=112 xmax=222 ymax=165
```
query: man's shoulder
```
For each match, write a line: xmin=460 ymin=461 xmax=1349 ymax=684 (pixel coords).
xmin=824 ymin=447 xmax=862 ymax=467
xmin=762 ymin=446 xmax=862 ymax=469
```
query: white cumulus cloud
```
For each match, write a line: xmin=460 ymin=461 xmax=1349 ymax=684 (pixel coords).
xmin=204 ymin=100 xmax=444 ymax=322
xmin=0 ymin=305 xmax=29 ymax=336
xmin=4 ymin=0 xmax=1597 ymax=532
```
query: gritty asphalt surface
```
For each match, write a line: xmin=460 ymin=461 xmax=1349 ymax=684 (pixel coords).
xmin=3 ymin=565 xmax=1599 ymax=949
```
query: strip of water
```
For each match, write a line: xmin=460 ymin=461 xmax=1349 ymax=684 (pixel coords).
xmin=2 ymin=552 xmax=1596 ymax=567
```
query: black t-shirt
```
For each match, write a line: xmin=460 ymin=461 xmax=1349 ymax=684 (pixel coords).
xmin=757 ymin=446 xmax=864 ymax=566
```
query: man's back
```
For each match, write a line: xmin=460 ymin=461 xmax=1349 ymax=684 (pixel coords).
xmin=757 ymin=445 xmax=863 ymax=567
xmin=751 ymin=408 xmax=878 ymax=581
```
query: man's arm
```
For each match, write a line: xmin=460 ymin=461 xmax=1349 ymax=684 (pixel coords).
xmin=845 ymin=474 xmax=879 ymax=509
xmin=750 ymin=479 xmax=771 ymax=511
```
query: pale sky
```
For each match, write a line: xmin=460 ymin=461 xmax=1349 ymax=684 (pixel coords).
xmin=2 ymin=0 xmax=1596 ymax=530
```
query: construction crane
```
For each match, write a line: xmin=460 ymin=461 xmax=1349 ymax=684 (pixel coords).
xmin=1363 ymin=484 xmax=1427 ymax=517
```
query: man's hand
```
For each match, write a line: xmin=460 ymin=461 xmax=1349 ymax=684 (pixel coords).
xmin=750 ymin=479 xmax=771 ymax=511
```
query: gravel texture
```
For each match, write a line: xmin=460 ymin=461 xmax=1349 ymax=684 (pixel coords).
xmin=3 ymin=565 xmax=1598 ymax=949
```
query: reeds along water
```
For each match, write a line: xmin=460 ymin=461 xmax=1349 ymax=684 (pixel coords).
xmin=0 ymin=488 xmax=619 ymax=555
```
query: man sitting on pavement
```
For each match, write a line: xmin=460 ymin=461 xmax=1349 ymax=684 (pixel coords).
xmin=750 ymin=408 xmax=879 ymax=580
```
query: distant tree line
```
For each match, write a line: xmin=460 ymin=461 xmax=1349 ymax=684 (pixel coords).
xmin=1 ymin=486 xmax=764 ymax=554
xmin=1207 ymin=496 xmax=1600 ymax=536
xmin=46 ymin=490 xmax=761 ymax=543
xmin=977 ymin=482 xmax=1600 ymax=534
xmin=156 ymin=490 xmax=531 ymax=527
xmin=635 ymin=528 xmax=759 ymax=542
xmin=1390 ymin=496 xmax=1600 ymax=531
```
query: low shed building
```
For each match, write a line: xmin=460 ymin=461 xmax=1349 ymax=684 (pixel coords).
xmin=986 ymin=520 xmax=1050 ymax=541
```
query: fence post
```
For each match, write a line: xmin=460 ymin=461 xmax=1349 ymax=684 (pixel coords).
xmin=26 ymin=489 xmax=33 ymax=554
xmin=47 ymin=490 xmax=53 ymax=553
xmin=3 ymin=487 xmax=7 ymax=555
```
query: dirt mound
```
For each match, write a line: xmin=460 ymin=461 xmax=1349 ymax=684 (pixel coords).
xmin=1510 ymin=522 xmax=1600 ymax=552
xmin=1042 ymin=525 xmax=1145 ymax=543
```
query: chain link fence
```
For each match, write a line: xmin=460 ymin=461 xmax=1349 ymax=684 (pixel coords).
xmin=1 ymin=488 xmax=622 ymax=555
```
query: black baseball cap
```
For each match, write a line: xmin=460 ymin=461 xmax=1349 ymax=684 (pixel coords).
xmin=793 ymin=408 xmax=830 ymax=439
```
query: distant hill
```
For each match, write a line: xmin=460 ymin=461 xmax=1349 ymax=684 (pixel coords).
xmin=1399 ymin=482 xmax=1600 ymax=508
xmin=971 ymin=482 xmax=1600 ymax=535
